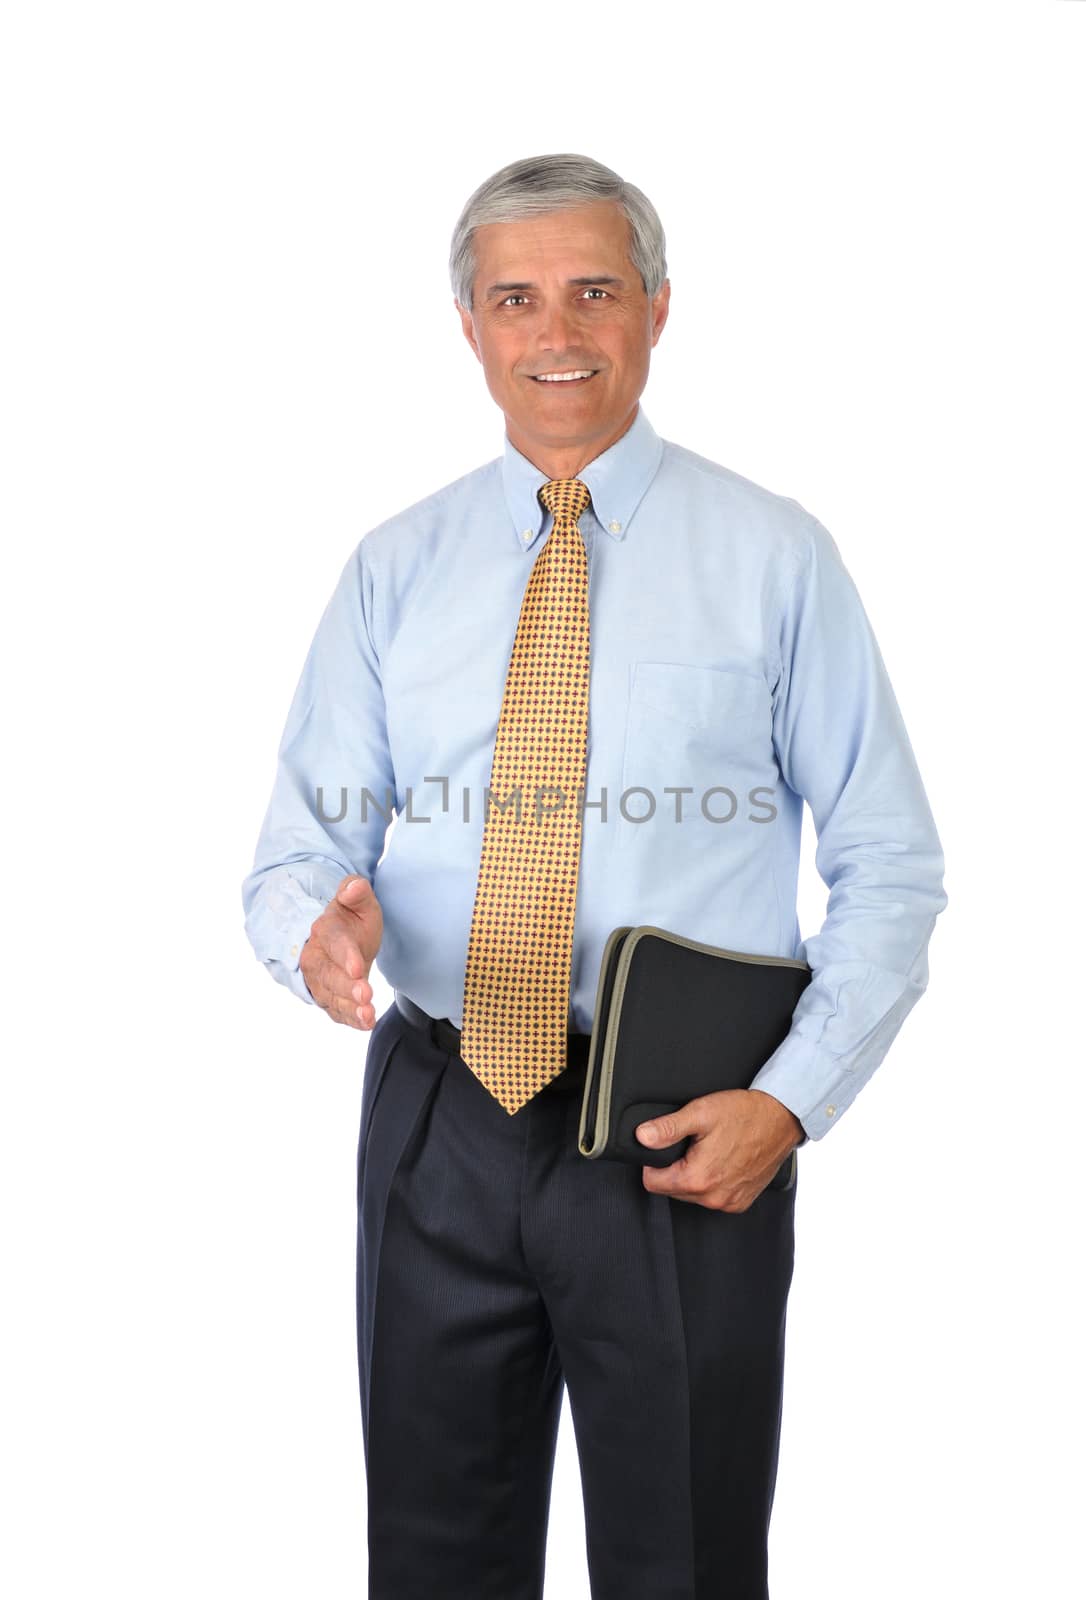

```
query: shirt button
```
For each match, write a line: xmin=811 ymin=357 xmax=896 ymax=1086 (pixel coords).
xmin=290 ymin=944 xmax=298 ymax=957
xmin=522 ymin=529 xmax=533 ymax=542
xmin=826 ymin=1104 xmax=836 ymax=1117
xmin=609 ymin=519 xmax=621 ymax=533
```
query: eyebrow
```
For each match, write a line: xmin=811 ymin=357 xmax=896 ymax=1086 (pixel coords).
xmin=483 ymin=275 xmax=626 ymax=300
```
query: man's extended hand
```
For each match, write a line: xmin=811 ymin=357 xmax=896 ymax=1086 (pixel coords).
xmin=636 ymin=1089 xmax=804 ymax=1212
xmin=299 ymin=874 xmax=384 ymax=1030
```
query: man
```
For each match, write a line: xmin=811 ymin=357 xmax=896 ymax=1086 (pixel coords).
xmin=243 ymin=152 xmax=947 ymax=1599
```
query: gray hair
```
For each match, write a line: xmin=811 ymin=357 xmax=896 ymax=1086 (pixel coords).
xmin=449 ymin=152 xmax=668 ymax=311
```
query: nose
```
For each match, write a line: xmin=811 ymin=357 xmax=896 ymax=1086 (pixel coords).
xmin=534 ymin=298 xmax=579 ymax=356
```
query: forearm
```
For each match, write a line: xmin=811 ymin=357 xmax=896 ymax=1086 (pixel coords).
xmin=752 ymin=510 xmax=948 ymax=1140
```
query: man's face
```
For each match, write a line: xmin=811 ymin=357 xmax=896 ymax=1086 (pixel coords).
xmin=457 ymin=199 xmax=670 ymax=474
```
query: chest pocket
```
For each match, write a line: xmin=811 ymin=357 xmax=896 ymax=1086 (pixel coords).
xmin=618 ymin=661 xmax=769 ymax=835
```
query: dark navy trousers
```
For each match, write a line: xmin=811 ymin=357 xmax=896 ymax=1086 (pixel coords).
xmin=356 ymin=997 xmax=798 ymax=1600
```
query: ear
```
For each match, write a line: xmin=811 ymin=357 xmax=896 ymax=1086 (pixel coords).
xmin=649 ymin=278 xmax=671 ymax=348
xmin=456 ymin=299 xmax=482 ymax=363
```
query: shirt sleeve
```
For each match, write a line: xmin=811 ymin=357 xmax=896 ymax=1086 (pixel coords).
xmin=241 ymin=537 xmax=395 ymax=1003
xmin=747 ymin=511 xmax=948 ymax=1140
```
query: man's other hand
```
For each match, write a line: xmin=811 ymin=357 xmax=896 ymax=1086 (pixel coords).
xmin=635 ymin=1089 xmax=804 ymax=1211
xmin=299 ymin=875 xmax=384 ymax=1030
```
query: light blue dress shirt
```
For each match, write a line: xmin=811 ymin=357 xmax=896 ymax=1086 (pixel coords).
xmin=242 ymin=403 xmax=947 ymax=1142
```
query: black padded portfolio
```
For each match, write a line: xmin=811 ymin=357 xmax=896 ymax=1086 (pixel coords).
xmin=577 ymin=926 xmax=812 ymax=1190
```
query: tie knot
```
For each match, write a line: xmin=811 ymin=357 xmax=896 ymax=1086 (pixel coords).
xmin=538 ymin=478 xmax=591 ymax=525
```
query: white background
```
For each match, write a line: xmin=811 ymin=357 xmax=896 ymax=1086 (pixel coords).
xmin=3 ymin=2 xmax=1083 ymax=1595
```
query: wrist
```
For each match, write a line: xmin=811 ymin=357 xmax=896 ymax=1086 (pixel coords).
xmin=748 ymin=1088 xmax=805 ymax=1147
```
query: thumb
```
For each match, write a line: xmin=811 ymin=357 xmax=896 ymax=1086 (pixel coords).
xmin=336 ymin=874 xmax=373 ymax=909
xmin=636 ymin=1103 xmax=702 ymax=1147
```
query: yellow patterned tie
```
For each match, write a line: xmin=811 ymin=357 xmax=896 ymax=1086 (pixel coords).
xmin=459 ymin=477 xmax=592 ymax=1114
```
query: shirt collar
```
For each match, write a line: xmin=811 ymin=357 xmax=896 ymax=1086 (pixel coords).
xmin=501 ymin=402 xmax=665 ymax=553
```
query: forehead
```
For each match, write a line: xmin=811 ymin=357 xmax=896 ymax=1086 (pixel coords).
xmin=472 ymin=199 xmax=632 ymax=275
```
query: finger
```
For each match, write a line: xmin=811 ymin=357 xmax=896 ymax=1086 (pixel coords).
xmin=304 ymin=947 xmax=361 ymax=1007
xmin=320 ymin=918 xmax=370 ymax=984
xmin=302 ymin=968 xmax=355 ymax=1025
xmin=642 ymin=1158 xmax=695 ymax=1197
xmin=345 ymin=984 xmax=378 ymax=1028
xmin=323 ymin=988 xmax=366 ymax=1029
xmin=310 ymin=958 xmax=376 ymax=1029
xmin=634 ymin=1099 xmax=711 ymax=1152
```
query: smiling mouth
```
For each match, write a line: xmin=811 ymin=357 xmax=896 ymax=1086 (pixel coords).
xmin=529 ymin=369 xmax=599 ymax=384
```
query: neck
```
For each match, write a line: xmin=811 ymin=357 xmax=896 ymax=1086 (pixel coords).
xmin=507 ymin=404 xmax=639 ymax=480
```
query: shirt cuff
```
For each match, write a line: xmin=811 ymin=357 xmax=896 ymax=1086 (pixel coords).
xmin=747 ymin=1029 xmax=858 ymax=1142
xmin=250 ymin=874 xmax=338 ymax=1005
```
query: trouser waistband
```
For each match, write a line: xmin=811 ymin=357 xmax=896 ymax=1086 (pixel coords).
xmin=394 ymin=991 xmax=592 ymax=1092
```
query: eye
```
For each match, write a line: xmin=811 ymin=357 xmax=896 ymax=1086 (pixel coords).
xmin=580 ymin=287 xmax=610 ymax=300
xmin=500 ymin=294 xmax=529 ymax=306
